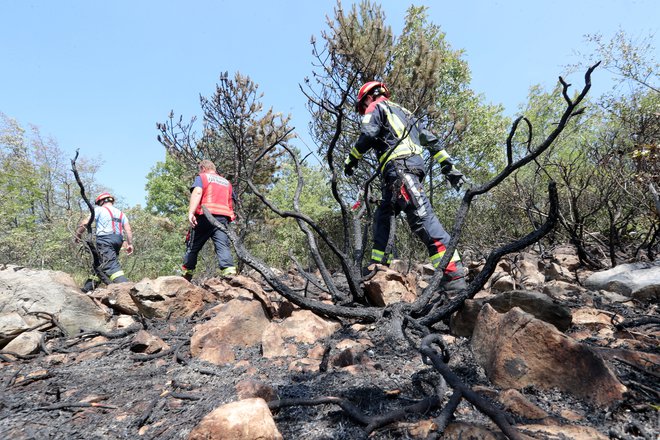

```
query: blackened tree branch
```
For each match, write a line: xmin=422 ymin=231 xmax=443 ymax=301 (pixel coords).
xmin=71 ymin=150 xmax=112 ymax=286
xmin=202 ymin=206 xmax=381 ymax=321
xmin=420 ymin=335 xmax=523 ymax=440
xmin=412 ymin=63 xmax=600 ymax=317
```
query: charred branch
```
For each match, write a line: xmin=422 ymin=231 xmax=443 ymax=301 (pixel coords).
xmin=202 ymin=206 xmax=381 ymax=322
xmin=77 ymin=323 xmax=142 ymax=340
xmin=412 ymin=63 xmax=599 ymax=319
xmin=273 ymin=143 xmax=347 ymax=303
xmin=26 ymin=310 xmax=67 ymax=337
xmin=269 ymin=394 xmax=443 ymax=436
xmin=418 ymin=181 xmax=559 ymax=325
xmin=71 ymin=150 xmax=112 ymax=286
xmin=420 ymin=335 xmax=523 ymax=440
xmin=35 ymin=402 xmax=118 ymax=411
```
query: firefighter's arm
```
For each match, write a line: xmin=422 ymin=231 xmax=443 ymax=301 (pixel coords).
xmin=420 ymin=129 xmax=453 ymax=169
xmin=345 ymin=108 xmax=384 ymax=176
xmin=344 ymin=154 xmax=358 ymax=176
xmin=433 ymin=154 xmax=465 ymax=191
xmin=421 ymin=131 xmax=466 ymax=191
xmin=188 ymin=187 xmax=203 ymax=227
xmin=123 ymin=221 xmax=134 ymax=255
xmin=75 ymin=216 xmax=91 ymax=242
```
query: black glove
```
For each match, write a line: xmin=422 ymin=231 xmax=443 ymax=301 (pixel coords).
xmin=446 ymin=169 xmax=465 ymax=191
xmin=344 ymin=160 xmax=356 ymax=177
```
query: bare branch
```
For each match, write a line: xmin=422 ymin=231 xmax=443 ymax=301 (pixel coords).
xmin=70 ymin=150 xmax=112 ymax=286
xmin=420 ymin=335 xmax=523 ymax=440
xmin=202 ymin=206 xmax=380 ymax=321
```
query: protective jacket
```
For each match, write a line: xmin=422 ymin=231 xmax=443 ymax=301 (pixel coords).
xmin=345 ymin=97 xmax=464 ymax=279
xmin=345 ymin=96 xmax=454 ymax=178
xmin=195 ymin=172 xmax=235 ymax=220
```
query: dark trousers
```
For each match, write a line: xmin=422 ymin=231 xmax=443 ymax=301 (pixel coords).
xmin=182 ymin=214 xmax=234 ymax=271
xmin=83 ymin=234 xmax=128 ymax=291
xmin=373 ymin=171 xmax=462 ymax=277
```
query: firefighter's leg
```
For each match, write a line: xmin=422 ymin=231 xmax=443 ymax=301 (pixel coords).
xmin=401 ymin=174 xmax=466 ymax=284
xmin=81 ymin=275 xmax=100 ymax=293
xmin=97 ymin=234 xmax=129 ymax=283
xmin=209 ymin=215 xmax=236 ymax=277
xmin=372 ymin=200 xmax=395 ymax=266
xmin=181 ymin=216 xmax=213 ymax=280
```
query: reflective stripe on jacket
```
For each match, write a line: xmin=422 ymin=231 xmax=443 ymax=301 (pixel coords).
xmin=195 ymin=172 xmax=235 ymax=220
xmin=347 ymin=97 xmax=452 ymax=173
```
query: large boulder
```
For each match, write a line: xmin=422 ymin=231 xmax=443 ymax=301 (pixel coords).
xmin=0 ymin=265 xmax=110 ymax=336
xmin=450 ymin=290 xmax=572 ymax=337
xmin=584 ymin=261 xmax=660 ymax=302
xmin=131 ymin=276 xmax=216 ymax=318
xmin=472 ymin=305 xmax=626 ymax=407
xmin=190 ymin=299 xmax=270 ymax=365
xmin=262 ymin=309 xmax=341 ymax=358
xmin=363 ymin=265 xmax=416 ymax=306
xmin=94 ymin=283 xmax=140 ymax=315
xmin=188 ymin=398 xmax=282 ymax=440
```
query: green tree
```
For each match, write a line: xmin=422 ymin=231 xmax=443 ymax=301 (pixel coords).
xmin=145 ymin=153 xmax=189 ymax=218
xmin=156 ymin=72 xmax=294 ymax=247
xmin=0 ymin=112 xmax=101 ymax=275
xmin=302 ymin=1 xmax=508 ymax=266
xmin=577 ymin=30 xmax=660 ymax=260
xmin=119 ymin=206 xmax=184 ymax=279
xmin=248 ymin=159 xmax=339 ymax=268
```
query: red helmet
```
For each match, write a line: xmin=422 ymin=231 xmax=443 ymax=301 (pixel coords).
xmin=356 ymin=81 xmax=390 ymax=114
xmin=95 ymin=192 xmax=115 ymax=205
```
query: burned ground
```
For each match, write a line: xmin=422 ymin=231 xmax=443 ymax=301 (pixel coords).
xmin=0 ymin=274 xmax=658 ymax=440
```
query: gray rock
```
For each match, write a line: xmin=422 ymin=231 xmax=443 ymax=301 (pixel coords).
xmin=450 ymin=290 xmax=572 ymax=337
xmin=0 ymin=266 xmax=111 ymax=336
xmin=584 ymin=261 xmax=660 ymax=301
xmin=0 ymin=312 xmax=30 ymax=345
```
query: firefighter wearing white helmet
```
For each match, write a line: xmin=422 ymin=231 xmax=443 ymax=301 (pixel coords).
xmin=344 ymin=81 xmax=468 ymax=291
xmin=75 ymin=192 xmax=134 ymax=292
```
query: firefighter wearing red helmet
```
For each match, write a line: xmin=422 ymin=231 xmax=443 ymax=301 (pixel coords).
xmin=76 ymin=192 xmax=134 ymax=292
xmin=345 ymin=81 xmax=467 ymax=291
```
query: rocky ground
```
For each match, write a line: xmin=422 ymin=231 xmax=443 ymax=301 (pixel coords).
xmin=0 ymin=252 xmax=658 ymax=439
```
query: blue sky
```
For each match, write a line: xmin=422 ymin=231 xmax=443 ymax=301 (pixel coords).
xmin=2 ymin=0 xmax=658 ymax=207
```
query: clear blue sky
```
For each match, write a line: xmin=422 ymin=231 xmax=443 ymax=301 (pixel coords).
xmin=2 ymin=0 xmax=658 ymax=207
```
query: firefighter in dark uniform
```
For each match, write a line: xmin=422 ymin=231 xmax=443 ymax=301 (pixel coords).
xmin=344 ymin=81 xmax=467 ymax=290
xmin=180 ymin=159 xmax=237 ymax=281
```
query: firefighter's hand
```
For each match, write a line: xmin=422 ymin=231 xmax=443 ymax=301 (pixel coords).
xmin=125 ymin=244 xmax=134 ymax=256
xmin=188 ymin=212 xmax=198 ymax=227
xmin=344 ymin=161 xmax=356 ymax=177
xmin=446 ymin=169 xmax=465 ymax=191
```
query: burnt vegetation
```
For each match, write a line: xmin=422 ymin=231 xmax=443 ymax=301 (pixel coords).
xmin=2 ymin=2 xmax=659 ymax=439
xmin=196 ymin=63 xmax=600 ymax=439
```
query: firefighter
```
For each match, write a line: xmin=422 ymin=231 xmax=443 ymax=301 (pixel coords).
xmin=180 ymin=160 xmax=237 ymax=281
xmin=344 ymin=81 xmax=467 ymax=291
xmin=76 ymin=192 xmax=133 ymax=292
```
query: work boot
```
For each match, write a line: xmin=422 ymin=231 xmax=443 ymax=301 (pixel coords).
xmin=179 ymin=265 xmax=194 ymax=282
xmin=81 ymin=279 xmax=98 ymax=293
xmin=220 ymin=266 xmax=237 ymax=278
xmin=439 ymin=273 xmax=467 ymax=295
